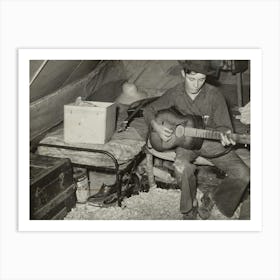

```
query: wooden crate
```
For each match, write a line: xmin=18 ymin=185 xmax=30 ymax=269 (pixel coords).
xmin=64 ymin=101 xmax=116 ymax=144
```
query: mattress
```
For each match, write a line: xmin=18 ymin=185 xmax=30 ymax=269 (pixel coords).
xmin=37 ymin=118 xmax=148 ymax=169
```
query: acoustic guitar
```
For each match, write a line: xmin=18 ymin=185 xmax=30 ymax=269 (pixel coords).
xmin=149 ymin=109 xmax=250 ymax=152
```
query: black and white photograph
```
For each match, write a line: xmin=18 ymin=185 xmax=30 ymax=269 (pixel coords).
xmin=29 ymin=59 xmax=251 ymax=221
xmin=1 ymin=1 xmax=280 ymax=280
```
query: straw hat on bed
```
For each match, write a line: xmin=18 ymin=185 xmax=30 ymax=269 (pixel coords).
xmin=116 ymin=82 xmax=147 ymax=105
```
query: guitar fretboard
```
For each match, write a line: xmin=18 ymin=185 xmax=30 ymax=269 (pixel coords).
xmin=185 ymin=127 xmax=221 ymax=140
xmin=182 ymin=127 xmax=250 ymax=144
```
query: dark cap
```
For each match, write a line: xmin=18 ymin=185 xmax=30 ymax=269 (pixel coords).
xmin=180 ymin=60 xmax=211 ymax=75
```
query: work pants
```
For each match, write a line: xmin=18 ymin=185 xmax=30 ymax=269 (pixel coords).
xmin=174 ymin=140 xmax=250 ymax=217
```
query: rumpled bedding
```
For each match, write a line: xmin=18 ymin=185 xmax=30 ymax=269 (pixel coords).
xmin=37 ymin=117 xmax=148 ymax=169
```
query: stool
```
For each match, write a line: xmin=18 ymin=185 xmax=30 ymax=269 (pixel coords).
xmin=144 ymin=143 xmax=214 ymax=189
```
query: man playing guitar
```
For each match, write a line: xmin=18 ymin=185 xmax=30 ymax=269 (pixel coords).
xmin=143 ymin=60 xmax=250 ymax=219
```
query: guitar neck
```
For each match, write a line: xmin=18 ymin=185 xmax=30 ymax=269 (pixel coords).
xmin=184 ymin=127 xmax=250 ymax=145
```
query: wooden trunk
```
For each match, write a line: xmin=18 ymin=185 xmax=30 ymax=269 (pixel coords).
xmin=30 ymin=153 xmax=76 ymax=220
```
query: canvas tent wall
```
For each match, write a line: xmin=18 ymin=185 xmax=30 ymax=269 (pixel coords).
xmin=30 ymin=60 xmax=250 ymax=146
xmin=29 ymin=60 xmax=183 ymax=142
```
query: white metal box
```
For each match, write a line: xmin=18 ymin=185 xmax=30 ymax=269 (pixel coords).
xmin=64 ymin=101 xmax=116 ymax=144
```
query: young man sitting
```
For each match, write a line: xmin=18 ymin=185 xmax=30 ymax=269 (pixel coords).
xmin=143 ymin=60 xmax=250 ymax=219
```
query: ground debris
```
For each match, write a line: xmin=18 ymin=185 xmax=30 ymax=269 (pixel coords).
xmin=65 ymin=187 xmax=240 ymax=220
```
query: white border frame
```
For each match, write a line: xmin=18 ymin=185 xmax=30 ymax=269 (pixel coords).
xmin=19 ymin=48 xmax=262 ymax=232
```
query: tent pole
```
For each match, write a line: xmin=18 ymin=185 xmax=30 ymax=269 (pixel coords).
xmin=30 ymin=60 xmax=48 ymax=86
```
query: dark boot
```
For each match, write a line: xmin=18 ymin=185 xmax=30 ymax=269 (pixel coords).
xmin=198 ymin=192 xmax=214 ymax=220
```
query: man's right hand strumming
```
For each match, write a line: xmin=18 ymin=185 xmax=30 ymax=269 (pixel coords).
xmin=151 ymin=119 xmax=173 ymax=142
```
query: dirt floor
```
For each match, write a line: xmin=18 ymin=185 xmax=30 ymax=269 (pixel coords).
xmin=65 ymin=187 xmax=242 ymax=220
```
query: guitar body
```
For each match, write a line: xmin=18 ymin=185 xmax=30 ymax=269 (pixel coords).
xmin=150 ymin=109 xmax=205 ymax=152
xmin=150 ymin=109 xmax=250 ymax=152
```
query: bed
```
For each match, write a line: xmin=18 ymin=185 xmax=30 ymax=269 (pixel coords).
xmin=37 ymin=112 xmax=149 ymax=205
